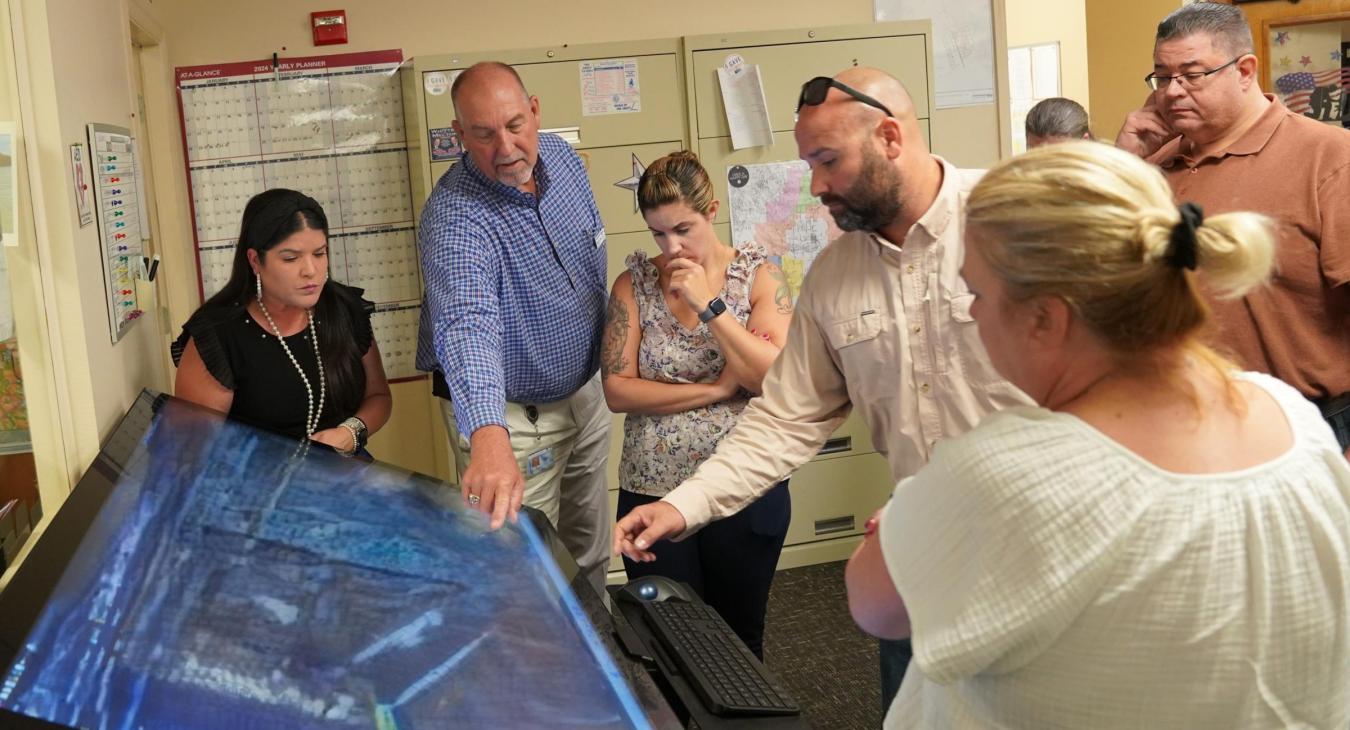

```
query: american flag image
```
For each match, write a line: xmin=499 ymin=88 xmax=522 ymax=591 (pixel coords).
xmin=1274 ymin=68 xmax=1350 ymax=116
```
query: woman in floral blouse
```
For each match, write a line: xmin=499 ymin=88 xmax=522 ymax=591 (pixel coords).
xmin=600 ymin=151 xmax=794 ymax=659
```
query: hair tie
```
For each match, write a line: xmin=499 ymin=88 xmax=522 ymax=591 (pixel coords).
xmin=1167 ymin=201 xmax=1203 ymax=271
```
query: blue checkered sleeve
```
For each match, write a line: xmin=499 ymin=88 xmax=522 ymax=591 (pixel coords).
xmin=418 ymin=209 xmax=508 ymax=436
xmin=415 ymin=134 xmax=608 ymax=436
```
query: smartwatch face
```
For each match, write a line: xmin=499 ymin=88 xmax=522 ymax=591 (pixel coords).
xmin=700 ymin=297 xmax=726 ymax=322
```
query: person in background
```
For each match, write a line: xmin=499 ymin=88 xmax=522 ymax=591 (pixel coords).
xmin=847 ymin=141 xmax=1350 ymax=728
xmin=173 ymin=188 xmax=391 ymax=457
xmin=1024 ymin=97 xmax=1093 ymax=148
xmin=414 ymin=62 xmax=611 ymax=593
xmin=1116 ymin=1 xmax=1350 ymax=457
xmin=602 ymin=150 xmax=793 ymax=659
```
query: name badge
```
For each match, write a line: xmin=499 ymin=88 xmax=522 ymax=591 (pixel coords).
xmin=593 ymin=228 xmax=606 ymax=249
xmin=525 ymin=447 xmax=555 ymax=478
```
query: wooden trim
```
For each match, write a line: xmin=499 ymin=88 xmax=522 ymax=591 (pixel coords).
xmin=1226 ymin=0 xmax=1350 ymax=91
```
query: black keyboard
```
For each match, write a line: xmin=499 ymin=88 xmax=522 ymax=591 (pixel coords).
xmin=639 ymin=598 xmax=800 ymax=717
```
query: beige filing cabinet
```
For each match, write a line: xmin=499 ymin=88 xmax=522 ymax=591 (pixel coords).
xmin=681 ymin=21 xmax=936 ymax=570
xmin=404 ymin=39 xmax=688 ymax=243
xmin=402 ymin=41 xmax=688 ymax=580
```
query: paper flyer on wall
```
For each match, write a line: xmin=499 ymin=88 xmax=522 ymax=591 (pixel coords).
xmin=875 ymin=0 xmax=996 ymax=108
xmin=579 ymin=58 xmax=641 ymax=116
xmin=717 ymin=54 xmax=773 ymax=150
xmin=0 ymin=124 xmax=15 ymax=247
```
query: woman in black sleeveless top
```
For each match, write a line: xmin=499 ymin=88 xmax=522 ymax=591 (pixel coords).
xmin=172 ymin=189 xmax=391 ymax=455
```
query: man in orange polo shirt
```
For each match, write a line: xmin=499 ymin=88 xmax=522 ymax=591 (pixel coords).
xmin=1117 ymin=2 xmax=1350 ymax=457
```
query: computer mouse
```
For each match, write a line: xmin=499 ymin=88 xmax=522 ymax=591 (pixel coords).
xmin=615 ymin=575 xmax=698 ymax=604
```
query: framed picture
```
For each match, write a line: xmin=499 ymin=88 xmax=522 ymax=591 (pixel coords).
xmin=428 ymin=127 xmax=462 ymax=162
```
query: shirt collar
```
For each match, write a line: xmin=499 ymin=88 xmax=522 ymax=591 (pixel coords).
xmin=911 ymin=156 xmax=959 ymax=241
xmin=866 ymin=155 xmax=957 ymax=260
xmin=1156 ymin=94 xmax=1286 ymax=169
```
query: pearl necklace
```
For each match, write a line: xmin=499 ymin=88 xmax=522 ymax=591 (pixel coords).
xmin=257 ymin=295 xmax=326 ymax=436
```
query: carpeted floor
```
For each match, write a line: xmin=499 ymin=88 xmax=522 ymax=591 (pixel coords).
xmin=761 ymin=560 xmax=881 ymax=730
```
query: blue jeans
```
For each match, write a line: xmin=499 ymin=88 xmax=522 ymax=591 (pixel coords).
xmin=880 ymin=638 xmax=911 ymax=714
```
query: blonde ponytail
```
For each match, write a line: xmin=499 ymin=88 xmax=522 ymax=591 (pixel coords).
xmin=968 ymin=142 xmax=1275 ymax=357
xmin=1191 ymin=212 xmax=1276 ymax=300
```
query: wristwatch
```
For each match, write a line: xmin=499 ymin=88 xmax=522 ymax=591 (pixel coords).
xmin=698 ymin=296 xmax=727 ymax=324
xmin=339 ymin=416 xmax=369 ymax=455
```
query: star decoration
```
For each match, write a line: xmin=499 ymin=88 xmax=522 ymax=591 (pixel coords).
xmin=1275 ymin=31 xmax=1290 ymax=46
xmin=613 ymin=153 xmax=646 ymax=212
xmin=1333 ymin=50 xmax=1342 ymax=62
xmin=1278 ymin=56 xmax=1292 ymax=69
xmin=1299 ymin=55 xmax=1313 ymax=68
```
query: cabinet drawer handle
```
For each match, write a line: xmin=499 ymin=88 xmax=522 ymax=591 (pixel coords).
xmin=815 ymin=516 xmax=855 ymax=535
xmin=818 ymin=436 xmax=852 ymax=455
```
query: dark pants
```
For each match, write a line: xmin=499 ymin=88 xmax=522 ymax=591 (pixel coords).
xmin=617 ymin=481 xmax=790 ymax=659
xmin=1321 ymin=395 xmax=1350 ymax=451
xmin=879 ymin=638 xmax=912 ymax=713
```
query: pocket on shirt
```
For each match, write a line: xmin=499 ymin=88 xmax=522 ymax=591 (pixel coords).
xmin=951 ymin=293 xmax=976 ymax=323
xmin=825 ymin=309 xmax=884 ymax=350
xmin=947 ymin=291 xmax=1006 ymax=388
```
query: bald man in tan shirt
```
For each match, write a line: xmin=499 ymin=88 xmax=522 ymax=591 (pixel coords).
xmin=614 ymin=67 xmax=1030 ymax=711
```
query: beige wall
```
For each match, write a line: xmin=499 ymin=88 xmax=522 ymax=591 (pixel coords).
xmin=158 ymin=1 xmax=873 ymax=67
xmin=1085 ymin=0 xmax=1179 ymax=140
xmin=1006 ymin=0 xmax=1090 ymax=107
xmin=9 ymin=0 xmax=171 ymax=488
xmin=0 ymin=0 xmax=77 ymax=522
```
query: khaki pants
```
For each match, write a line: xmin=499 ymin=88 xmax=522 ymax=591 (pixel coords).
xmin=439 ymin=373 xmax=611 ymax=596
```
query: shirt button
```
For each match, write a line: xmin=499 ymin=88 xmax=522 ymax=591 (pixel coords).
xmin=920 ymin=382 xmax=930 ymax=393
xmin=906 ymin=264 xmax=916 ymax=274
xmin=912 ymin=325 xmax=921 ymax=334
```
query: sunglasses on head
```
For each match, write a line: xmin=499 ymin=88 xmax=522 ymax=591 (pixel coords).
xmin=796 ymin=76 xmax=894 ymax=117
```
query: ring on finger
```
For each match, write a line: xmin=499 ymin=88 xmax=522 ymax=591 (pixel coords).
xmin=467 ymin=494 xmax=481 ymax=505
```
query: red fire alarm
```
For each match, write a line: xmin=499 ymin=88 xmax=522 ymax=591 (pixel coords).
xmin=311 ymin=10 xmax=348 ymax=46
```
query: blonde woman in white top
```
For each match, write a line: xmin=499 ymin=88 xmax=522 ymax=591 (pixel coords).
xmin=846 ymin=141 xmax=1350 ymax=729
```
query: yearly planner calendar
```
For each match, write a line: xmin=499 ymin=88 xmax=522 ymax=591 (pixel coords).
xmin=176 ymin=50 xmax=422 ymax=379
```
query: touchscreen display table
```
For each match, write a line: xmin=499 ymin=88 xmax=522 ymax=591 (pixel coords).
xmin=0 ymin=394 xmax=650 ymax=729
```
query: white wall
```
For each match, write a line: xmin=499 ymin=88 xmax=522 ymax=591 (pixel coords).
xmin=1006 ymin=0 xmax=1090 ymax=107
xmin=11 ymin=0 xmax=170 ymax=485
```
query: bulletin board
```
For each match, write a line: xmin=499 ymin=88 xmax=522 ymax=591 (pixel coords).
xmin=175 ymin=50 xmax=423 ymax=380
xmin=86 ymin=123 xmax=145 ymax=344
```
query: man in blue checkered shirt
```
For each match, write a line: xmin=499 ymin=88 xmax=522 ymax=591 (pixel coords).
xmin=415 ymin=62 xmax=611 ymax=592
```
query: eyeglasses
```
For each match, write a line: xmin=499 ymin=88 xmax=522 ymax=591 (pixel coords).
xmin=1144 ymin=56 xmax=1242 ymax=91
xmin=796 ymin=76 xmax=894 ymax=117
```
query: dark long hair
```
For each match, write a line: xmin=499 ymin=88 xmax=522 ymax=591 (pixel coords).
xmin=203 ymin=188 xmax=366 ymax=418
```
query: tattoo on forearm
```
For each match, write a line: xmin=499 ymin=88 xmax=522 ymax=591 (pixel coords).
xmin=765 ymin=263 xmax=793 ymax=315
xmin=601 ymin=296 xmax=630 ymax=378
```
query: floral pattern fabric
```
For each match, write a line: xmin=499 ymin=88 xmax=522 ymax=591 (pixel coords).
xmin=619 ymin=244 xmax=767 ymax=496
xmin=0 ymin=340 xmax=28 ymax=436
